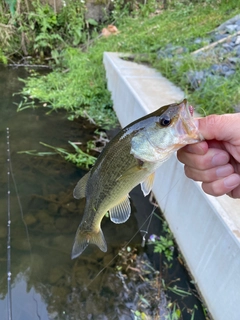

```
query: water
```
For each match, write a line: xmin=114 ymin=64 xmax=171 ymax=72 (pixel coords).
xmin=0 ymin=65 xmax=206 ymax=320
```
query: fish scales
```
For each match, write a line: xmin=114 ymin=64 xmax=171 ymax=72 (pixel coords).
xmin=71 ymin=100 xmax=203 ymax=258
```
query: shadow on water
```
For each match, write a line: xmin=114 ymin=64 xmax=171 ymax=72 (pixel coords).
xmin=0 ymin=65 xmax=207 ymax=320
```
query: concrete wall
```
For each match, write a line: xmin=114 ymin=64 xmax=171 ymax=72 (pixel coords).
xmin=103 ymin=52 xmax=240 ymax=320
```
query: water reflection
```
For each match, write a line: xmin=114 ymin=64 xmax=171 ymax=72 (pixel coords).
xmin=0 ymin=65 xmax=206 ymax=320
xmin=0 ymin=65 xmax=157 ymax=320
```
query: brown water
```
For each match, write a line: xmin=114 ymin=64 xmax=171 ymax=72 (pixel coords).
xmin=0 ymin=65 xmax=206 ymax=320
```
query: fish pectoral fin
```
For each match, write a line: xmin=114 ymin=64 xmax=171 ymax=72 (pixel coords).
xmin=73 ymin=171 xmax=91 ymax=199
xmin=71 ymin=226 xmax=107 ymax=259
xmin=116 ymin=164 xmax=144 ymax=182
xmin=109 ymin=195 xmax=131 ymax=224
xmin=141 ymin=173 xmax=155 ymax=196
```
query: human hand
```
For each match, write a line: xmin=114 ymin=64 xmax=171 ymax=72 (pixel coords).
xmin=177 ymin=114 xmax=240 ymax=198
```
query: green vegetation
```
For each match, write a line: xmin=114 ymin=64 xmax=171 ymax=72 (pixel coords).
xmin=1 ymin=0 xmax=240 ymax=158
xmin=148 ymin=218 xmax=175 ymax=262
xmin=18 ymin=141 xmax=96 ymax=169
xmin=11 ymin=0 xmax=239 ymax=125
xmin=19 ymin=49 xmax=117 ymax=128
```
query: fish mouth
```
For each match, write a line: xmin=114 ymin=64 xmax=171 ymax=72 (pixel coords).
xmin=176 ymin=102 xmax=203 ymax=142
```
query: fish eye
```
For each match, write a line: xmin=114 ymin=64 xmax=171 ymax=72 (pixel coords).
xmin=160 ymin=115 xmax=171 ymax=127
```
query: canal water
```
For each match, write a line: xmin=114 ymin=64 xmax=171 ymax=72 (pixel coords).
xmin=0 ymin=65 xmax=207 ymax=320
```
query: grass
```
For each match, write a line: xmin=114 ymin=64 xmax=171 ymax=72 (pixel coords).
xmin=18 ymin=0 xmax=240 ymax=126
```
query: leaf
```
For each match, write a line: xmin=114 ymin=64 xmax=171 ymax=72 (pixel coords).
xmin=87 ymin=18 xmax=98 ymax=26
xmin=18 ymin=150 xmax=56 ymax=156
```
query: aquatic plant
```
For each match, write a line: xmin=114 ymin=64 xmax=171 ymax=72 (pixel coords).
xmin=18 ymin=141 xmax=96 ymax=169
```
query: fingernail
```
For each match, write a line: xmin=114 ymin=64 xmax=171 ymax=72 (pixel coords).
xmin=212 ymin=153 xmax=229 ymax=166
xmin=216 ymin=165 xmax=233 ymax=178
xmin=224 ymin=175 xmax=240 ymax=188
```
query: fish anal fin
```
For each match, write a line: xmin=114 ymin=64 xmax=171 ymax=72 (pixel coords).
xmin=71 ymin=225 xmax=107 ymax=259
xmin=141 ymin=173 xmax=155 ymax=196
xmin=109 ymin=195 xmax=131 ymax=224
xmin=73 ymin=171 xmax=91 ymax=199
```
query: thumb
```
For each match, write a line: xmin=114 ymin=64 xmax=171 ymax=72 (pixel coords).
xmin=197 ymin=114 xmax=240 ymax=142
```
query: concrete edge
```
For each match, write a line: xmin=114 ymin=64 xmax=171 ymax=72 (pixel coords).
xmin=103 ymin=52 xmax=240 ymax=320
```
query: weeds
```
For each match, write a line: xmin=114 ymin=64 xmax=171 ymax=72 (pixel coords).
xmin=18 ymin=47 xmax=118 ymax=127
xmin=3 ymin=0 xmax=240 ymax=166
xmin=15 ymin=0 xmax=240 ymax=127
xmin=0 ymin=0 xmax=88 ymax=59
xmin=148 ymin=218 xmax=174 ymax=262
xmin=18 ymin=141 xmax=96 ymax=169
xmin=191 ymin=73 xmax=240 ymax=114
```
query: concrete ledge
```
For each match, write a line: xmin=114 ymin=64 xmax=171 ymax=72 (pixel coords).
xmin=103 ymin=52 xmax=240 ymax=320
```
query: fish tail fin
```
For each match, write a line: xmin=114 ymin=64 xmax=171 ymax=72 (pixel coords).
xmin=71 ymin=225 xmax=107 ymax=259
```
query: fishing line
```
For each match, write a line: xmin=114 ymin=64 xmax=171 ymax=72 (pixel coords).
xmin=6 ymin=128 xmax=12 ymax=320
xmin=140 ymin=204 xmax=156 ymax=247
xmin=85 ymin=206 xmax=157 ymax=289
xmin=6 ymin=128 xmax=41 ymax=320
xmin=85 ymin=178 xmax=182 ymax=289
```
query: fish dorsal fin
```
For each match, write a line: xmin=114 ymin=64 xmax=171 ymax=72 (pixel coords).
xmin=109 ymin=195 xmax=131 ymax=224
xmin=73 ymin=171 xmax=91 ymax=199
xmin=141 ymin=173 xmax=155 ymax=196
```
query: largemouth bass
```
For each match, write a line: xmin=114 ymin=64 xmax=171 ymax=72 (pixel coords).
xmin=72 ymin=99 xmax=203 ymax=259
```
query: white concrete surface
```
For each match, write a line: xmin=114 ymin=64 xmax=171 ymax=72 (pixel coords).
xmin=103 ymin=52 xmax=240 ymax=320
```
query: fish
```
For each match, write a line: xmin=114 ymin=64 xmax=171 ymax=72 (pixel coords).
xmin=71 ymin=99 xmax=203 ymax=259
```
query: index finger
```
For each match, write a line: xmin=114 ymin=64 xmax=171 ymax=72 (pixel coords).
xmin=198 ymin=114 xmax=240 ymax=142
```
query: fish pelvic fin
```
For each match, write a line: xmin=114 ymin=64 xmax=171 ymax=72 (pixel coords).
xmin=141 ymin=172 xmax=155 ymax=196
xmin=73 ymin=171 xmax=91 ymax=199
xmin=71 ymin=225 xmax=107 ymax=259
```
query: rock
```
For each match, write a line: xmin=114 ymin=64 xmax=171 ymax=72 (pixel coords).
xmin=234 ymin=104 xmax=240 ymax=113
xmin=226 ymin=24 xmax=237 ymax=33
xmin=224 ymin=70 xmax=235 ymax=77
xmin=48 ymin=267 xmax=65 ymax=284
xmin=227 ymin=57 xmax=239 ymax=64
xmin=65 ymin=202 xmax=77 ymax=212
xmin=55 ymin=217 xmax=68 ymax=230
xmin=51 ymin=286 xmax=70 ymax=299
xmin=213 ymin=33 xmax=227 ymax=42
xmin=24 ymin=213 xmax=37 ymax=226
xmin=186 ymin=70 xmax=206 ymax=89
xmin=194 ymin=37 xmax=203 ymax=44
xmin=12 ymin=238 xmax=31 ymax=251
xmin=48 ymin=203 xmax=59 ymax=215
xmin=215 ymin=14 xmax=240 ymax=31
xmin=235 ymin=44 xmax=240 ymax=56
xmin=85 ymin=0 xmax=106 ymax=23
xmin=36 ymin=210 xmax=54 ymax=225
xmin=52 ymin=235 xmax=72 ymax=255
xmin=43 ymin=223 xmax=58 ymax=233
xmin=222 ymin=43 xmax=233 ymax=51
xmin=59 ymin=207 xmax=68 ymax=216
xmin=210 ymin=64 xmax=235 ymax=77
xmin=235 ymin=36 xmax=240 ymax=45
